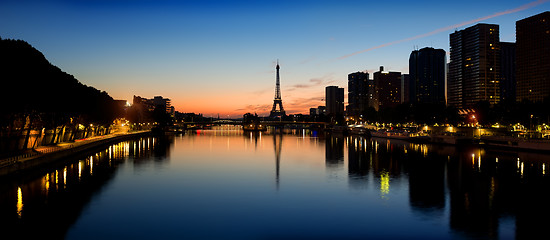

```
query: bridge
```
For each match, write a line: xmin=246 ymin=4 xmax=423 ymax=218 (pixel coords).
xmin=170 ymin=120 xmax=329 ymax=130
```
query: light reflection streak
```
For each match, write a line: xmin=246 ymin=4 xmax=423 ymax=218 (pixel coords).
xmin=17 ymin=187 xmax=23 ymax=218
xmin=380 ymin=171 xmax=390 ymax=199
xmin=55 ymin=170 xmax=59 ymax=190
xmin=78 ymin=161 xmax=82 ymax=179
xmin=521 ymin=162 xmax=524 ymax=177
xmin=44 ymin=174 xmax=50 ymax=193
xmin=478 ymin=155 xmax=481 ymax=170
xmin=63 ymin=166 xmax=67 ymax=188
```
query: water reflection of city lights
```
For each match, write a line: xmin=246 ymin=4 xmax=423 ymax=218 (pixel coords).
xmin=521 ymin=162 xmax=524 ymax=177
xmin=44 ymin=174 xmax=50 ymax=193
xmin=380 ymin=171 xmax=390 ymax=199
xmin=63 ymin=166 xmax=67 ymax=188
xmin=55 ymin=170 xmax=59 ymax=190
xmin=478 ymin=155 xmax=481 ymax=170
xmin=78 ymin=161 xmax=82 ymax=179
xmin=17 ymin=187 xmax=23 ymax=218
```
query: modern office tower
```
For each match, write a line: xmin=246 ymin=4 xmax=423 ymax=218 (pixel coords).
xmin=500 ymin=42 xmax=516 ymax=102
xmin=367 ymin=79 xmax=375 ymax=108
xmin=448 ymin=23 xmax=500 ymax=108
xmin=347 ymin=71 xmax=369 ymax=117
xmin=409 ymin=47 xmax=446 ymax=105
xmin=516 ymin=11 xmax=550 ymax=102
xmin=373 ymin=66 xmax=401 ymax=110
xmin=326 ymin=86 xmax=344 ymax=116
xmin=401 ymin=74 xmax=410 ymax=103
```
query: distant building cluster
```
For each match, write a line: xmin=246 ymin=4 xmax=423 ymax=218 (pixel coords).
xmin=133 ymin=95 xmax=174 ymax=114
xmin=129 ymin=95 xmax=175 ymax=124
xmin=322 ymin=11 xmax=549 ymax=121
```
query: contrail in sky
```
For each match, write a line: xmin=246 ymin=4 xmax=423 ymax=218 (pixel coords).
xmin=339 ymin=0 xmax=549 ymax=59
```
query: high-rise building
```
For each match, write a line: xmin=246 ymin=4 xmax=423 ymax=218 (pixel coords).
xmin=347 ymin=71 xmax=369 ymax=117
xmin=367 ymin=79 xmax=375 ymax=109
xmin=409 ymin=47 xmax=446 ymax=105
xmin=326 ymin=86 xmax=344 ymax=116
xmin=373 ymin=66 xmax=401 ymax=110
xmin=401 ymin=74 xmax=410 ymax=103
xmin=500 ymin=42 xmax=516 ymax=102
xmin=448 ymin=23 xmax=500 ymax=108
xmin=516 ymin=11 xmax=550 ymax=102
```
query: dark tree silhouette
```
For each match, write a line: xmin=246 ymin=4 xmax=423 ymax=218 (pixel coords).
xmin=0 ymin=38 xmax=125 ymax=152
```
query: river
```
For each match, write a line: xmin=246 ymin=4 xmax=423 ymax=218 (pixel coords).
xmin=2 ymin=126 xmax=550 ymax=239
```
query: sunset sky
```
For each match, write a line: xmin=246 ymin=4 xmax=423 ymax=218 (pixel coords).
xmin=1 ymin=0 xmax=548 ymax=118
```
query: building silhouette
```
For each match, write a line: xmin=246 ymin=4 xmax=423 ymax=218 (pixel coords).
xmin=500 ymin=42 xmax=516 ymax=102
xmin=367 ymin=78 xmax=375 ymax=109
xmin=401 ymin=74 xmax=410 ymax=103
xmin=270 ymin=60 xmax=286 ymax=119
xmin=325 ymin=86 xmax=344 ymax=116
xmin=347 ymin=71 xmax=369 ymax=117
xmin=373 ymin=66 xmax=401 ymax=110
xmin=409 ymin=47 xmax=446 ymax=105
xmin=516 ymin=11 xmax=550 ymax=102
xmin=153 ymin=96 xmax=173 ymax=114
xmin=448 ymin=24 xmax=500 ymax=108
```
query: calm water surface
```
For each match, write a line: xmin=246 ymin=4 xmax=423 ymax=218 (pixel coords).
xmin=2 ymin=127 xmax=550 ymax=239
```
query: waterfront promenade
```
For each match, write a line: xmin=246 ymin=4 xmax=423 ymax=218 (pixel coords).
xmin=0 ymin=130 xmax=151 ymax=177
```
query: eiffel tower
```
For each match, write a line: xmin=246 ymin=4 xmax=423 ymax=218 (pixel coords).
xmin=269 ymin=60 xmax=286 ymax=119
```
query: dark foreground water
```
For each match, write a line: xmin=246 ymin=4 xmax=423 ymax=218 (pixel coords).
xmin=2 ymin=127 xmax=550 ymax=239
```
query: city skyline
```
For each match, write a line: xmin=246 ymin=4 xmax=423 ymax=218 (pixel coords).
xmin=1 ymin=0 xmax=548 ymax=117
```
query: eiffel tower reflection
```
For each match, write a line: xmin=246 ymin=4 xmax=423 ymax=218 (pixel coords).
xmin=273 ymin=132 xmax=283 ymax=190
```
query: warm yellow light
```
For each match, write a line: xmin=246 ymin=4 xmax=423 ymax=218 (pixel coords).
xmin=521 ymin=162 xmax=524 ymax=177
xmin=63 ymin=167 xmax=67 ymax=188
xmin=78 ymin=161 xmax=82 ymax=179
xmin=44 ymin=174 xmax=50 ymax=192
xmin=380 ymin=171 xmax=390 ymax=199
xmin=17 ymin=187 xmax=23 ymax=218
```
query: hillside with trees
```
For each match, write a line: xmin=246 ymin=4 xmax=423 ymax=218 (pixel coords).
xmin=0 ymin=37 xmax=124 ymax=155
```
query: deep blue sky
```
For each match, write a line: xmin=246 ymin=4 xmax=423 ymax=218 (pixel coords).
xmin=1 ymin=0 xmax=548 ymax=117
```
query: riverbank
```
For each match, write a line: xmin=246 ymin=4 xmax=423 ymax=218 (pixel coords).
xmin=0 ymin=130 xmax=152 ymax=177
xmin=367 ymin=130 xmax=550 ymax=152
